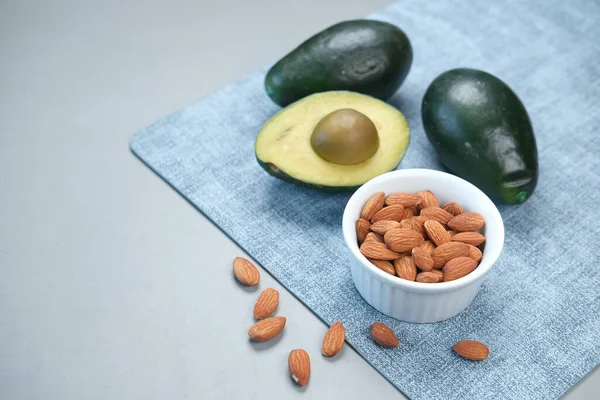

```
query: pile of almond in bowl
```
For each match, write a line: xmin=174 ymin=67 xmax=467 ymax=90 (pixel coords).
xmin=356 ymin=190 xmax=486 ymax=283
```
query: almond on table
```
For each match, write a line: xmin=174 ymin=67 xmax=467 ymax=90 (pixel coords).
xmin=253 ymin=288 xmax=279 ymax=319
xmin=233 ymin=257 xmax=260 ymax=286
xmin=321 ymin=321 xmax=345 ymax=357
xmin=288 ymin=349 xmax=311 ymax=386
xmin=248 ymin=316 xmax=286 ymax=342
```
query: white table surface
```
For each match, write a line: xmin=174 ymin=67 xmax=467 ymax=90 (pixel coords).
xmin=0 ymin=1 xmax=597 ymax=398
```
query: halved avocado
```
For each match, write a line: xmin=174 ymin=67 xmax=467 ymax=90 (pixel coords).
xmin=255 ymin=91 xmax=410 ymax=191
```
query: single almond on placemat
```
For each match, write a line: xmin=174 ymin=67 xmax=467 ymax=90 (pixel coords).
xmin=443 ymin=257 xmax=478 ymax=281
xmin=248 ymin=316 xmax=286 ymax=342
xmin=368 ymin=258 xmax=396 ymax=275
xmin=360 ymin=241 xmax=400 ymax=260
xmin=370 ymin=322 xmax=399 ymax=347
xmin=442 ymin=202 xmax=463 ymax=216
xmin=393 ymin=255 xmax=417 ymax=281
xmin=384 ymin=228 xmax=424 ymax=252
xmin=451 ymin=232 xmax=486 ymax=246
xmin=412 ymin=247 xmax=434 ymax=271
xmin=361 ymin=192 xmax=385 ymax=220
xmin=416 ymin=271 xmax=440 ymax=283
xmin=371 ymin=204 xmax=405 ymax=223
xmin=424 ymin=219 xmax=451 ymax=246
xmin=432 ymin=242 xmax=470 ymax=268
xmin=288 ymin=349 xmax=311 ymax=386
xmin=417 ymin=190 xmax=439 ymax=209
xmin=321 ymin=321 xmax=345 ymax=357
xmin=385 ymin=192 xmax=422 ymax=207
xmin=370 ymin=220 xmax=402 ymax=235
xmin=356 ymin=218 xmax=371 ymax=244
xmin=453 ymin=340 xmax=489 ymax=360
xmin=420 ymin=207 xmax=454 ymax=225
xmin=233 ymin=257 xmax=260 ymax=286
xmin=448 ymin=212 xmax=485 ymax=231
xmin=253 ymin=288 xmax=279 ymax=319
xmin=467 ymin=245 xmax=483 ymax=262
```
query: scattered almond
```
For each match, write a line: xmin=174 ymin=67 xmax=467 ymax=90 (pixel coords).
xmin=288 ymin=349 xmax=311 ymax=386
xmin=442 ymin=202 xmax=463 ymax=216
xmin=453 ymin=340 xmax=489 ymax=360
xmin=233 ymin=257 xmax=260 ymax=286
xmin=371 ymin=204 xmax=405 ymax=223
xmin=253 ymin=288 xmax=279 ymax=319
xmin=451 ymin=232 xmax=486 ymax=246
xmin=432 ymin=242 xmax=470 ymax=268
xmin=424 ymin=220 xmax=451 ymax=246
xmin=416 ymin=271 xmax=440 ymax=283
xmin=356 ymin=218 xmax=371 ymax=244
xmin=417 ymin=190 xmax=439 ymax=210
xmin=385 ymin=192 xmax=422 ymax=207
xmin=370 ymin=322 xmax=399 ymax=347
xmin=360 ymin=241 xmax=401 ymax=261
xmin=370 ymin=220 xmax=402 ymax=235
xmin=393 ymin=255 xmax=417 ymax=281
xmin=368 ymin=258 xmax=396 ymax=276
xmin=361 ymin=192 xmax=385 ymax=220
xmin=384 ymin=228 xmax=424 ymax=252
xmin=419 ymin=240 xmax=436 ymax=255
xmin=443 ymin=257 xmax=478 ymax=281
xmin=321 ymin=321 xmax=345 ymax=357
xmin=420 ymin=207 xmax=454 ymax=225
xmin=448 ymin=212 xmax=485 ymax=232
xmin=412 ymin=247 xmax=434 ymax=271
xmin=467 ymin=245 xmax=483 ymax=262
xmin=248 ymin=316 xmax=286 ymax=342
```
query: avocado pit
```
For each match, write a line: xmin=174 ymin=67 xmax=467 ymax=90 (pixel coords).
xmin=310 ymin=108 xmax=379 ymax=165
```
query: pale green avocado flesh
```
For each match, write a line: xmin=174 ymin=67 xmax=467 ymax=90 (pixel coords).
xmin=255 ymin=91 xmax=410 ymax=191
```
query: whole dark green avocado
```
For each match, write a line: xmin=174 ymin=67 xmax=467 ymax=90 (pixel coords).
xmin=422 ymin=68 xmax=538 ymax=204
xmin=265 ymin=20 xmax=413 ymax=107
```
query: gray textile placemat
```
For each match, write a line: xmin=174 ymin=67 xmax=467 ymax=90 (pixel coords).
xmin=130 ymin=1 xmax=600 ymax=398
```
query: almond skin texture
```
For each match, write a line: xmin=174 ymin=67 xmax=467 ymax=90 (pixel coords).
xmin=368 ymin=258 xmax=396 ymax=276
xmin=370 ymin=220 xmax=402 ymax=235
xmin=412 ymin=247 xmax=434 ymax=271
xmin=371 ymin=204 xmax=405 ymax=223
xmin=356 ymin=218 xmax=371 ymax=244
xmin=385 ymin=193 xmax=422 ymax=207
xmin=248 ymin=316 xmax=286 ymax=342
xmin=394 ymin=255 xmax=417 ymax=281
xmin=400 ymin=208 xmax=416 ymax=220
xmin=417 ymin=190 xmax=439 ymax=210
xmin=424 ymin=220 xmax=451 ymax=246
xmin=448 ymin=212 xmax=485 ymax=232
xmin=453 ymin=340 xmax=489 ymax=361
xmin=420 ymin=207 xmax=454 ymax=225
xmin=467 ymin=245 xmax=483 ymax=262
xmin=288 ymin=349 xmax=311 ymax=386
xmin=451 ymin=232 xmax=486 ymax=246
xmin=416 ymin=271 xmax=440 ymax=283
xmin=432 ymin=242 xmax=470 ymax=268
xmin=361 ymin=192 xmax=385 ymax=220
xmin=442 ymin=202 xmax=463 ymax=216
xmin=364 ymin=232 xmax=384 ymax=244
xmin=253 ymin=288 xmax=279 ymax=319
xmin=443 ymin=257 xmax=478 ymax=281
xmin=360 ymin=241 xmax=401 ymax=261
xmin=322 ymin=321 xmax=345 ymax=357
xmin=370 ymin=323 xmax=399 ymax=347
xmin=233 ymin=257 xmax=260 ymax=286
xmin=419 ymin=240 xmax=436 ymax=255
xmin=430 ymin=269 xmax=444 ymax=282
xmin=403 ymin=216 xmax=429 ymax=236
xmin=384 ymin=228 xmax=424 ymax=252
xmin=447 ymin=230 xmax=457 ymax=237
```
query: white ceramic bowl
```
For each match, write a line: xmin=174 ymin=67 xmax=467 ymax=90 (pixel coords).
xmin=342 ymin=169 xmax=504 ymax=323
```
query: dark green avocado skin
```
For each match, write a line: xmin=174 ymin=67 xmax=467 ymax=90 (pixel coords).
xmin=265 ymin=20 xmax=412 ymax=107
xmin=422 ymin=68 xmax=538 ymax=204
